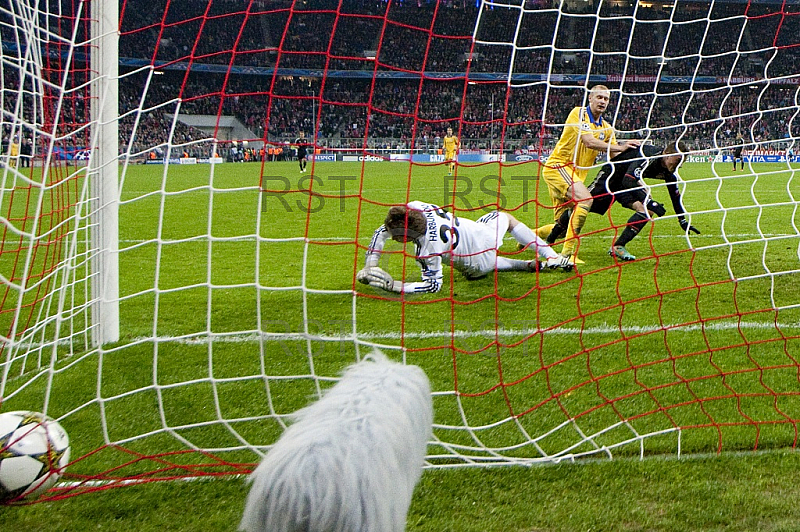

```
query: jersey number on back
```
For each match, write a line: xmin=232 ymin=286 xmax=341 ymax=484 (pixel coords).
xmin=439 ymin=225 xmax=459 ymax=249
xmin=433 ymin=207 xmax=459 ymax=249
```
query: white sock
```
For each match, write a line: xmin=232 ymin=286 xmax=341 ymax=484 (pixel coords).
xmin=510 ymin=224 xmax=557 ymax=259
xmin=495 ymin=257 xmax=530 ymax=271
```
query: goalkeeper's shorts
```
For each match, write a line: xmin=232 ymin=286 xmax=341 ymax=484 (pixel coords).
xmin=588 ymin=173 xmax=647 ymax=215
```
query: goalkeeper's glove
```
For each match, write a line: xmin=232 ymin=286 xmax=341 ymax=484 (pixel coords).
xmin=679 ymin=218 xmax=701 ymax=234
xmin=356 ymin=267 xmax=402 ymax=292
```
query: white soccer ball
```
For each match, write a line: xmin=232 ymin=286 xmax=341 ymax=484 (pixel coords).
xmin=0 ymin=410 xmax=70 ymax=503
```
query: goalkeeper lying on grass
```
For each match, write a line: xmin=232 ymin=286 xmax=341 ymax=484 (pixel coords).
xmin=357 ymin=201 xmax=571 ymax=294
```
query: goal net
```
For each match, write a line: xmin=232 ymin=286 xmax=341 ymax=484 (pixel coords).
xmin=2 ymin=0 xmax=800 ymax=498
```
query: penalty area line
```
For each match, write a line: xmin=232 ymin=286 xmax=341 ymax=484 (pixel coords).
xmin=138 ymin=320 xmax=798 ymax=345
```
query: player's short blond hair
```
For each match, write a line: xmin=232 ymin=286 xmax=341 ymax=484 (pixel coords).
xmin=588 ymin=84 xmax=610 ymax=96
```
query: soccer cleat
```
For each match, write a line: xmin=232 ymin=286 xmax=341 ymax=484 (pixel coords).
xmin=543 ymin=254 xmax=574 ymax=272
xmin=609 ymin=245 xmax=636 ymax=262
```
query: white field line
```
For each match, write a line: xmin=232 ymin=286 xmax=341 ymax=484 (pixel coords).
xmin=4 ymin=320 xmax=789 ymax=351
xmin=135 ymin=320 xmax=799 ymax=345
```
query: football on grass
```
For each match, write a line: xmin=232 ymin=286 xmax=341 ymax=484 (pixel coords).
xmin=0 ymin=410 xmax=70 ymax=503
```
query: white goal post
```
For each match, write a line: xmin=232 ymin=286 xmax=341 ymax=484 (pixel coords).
xmin=90 ymin=0 xmax=119 ymax=346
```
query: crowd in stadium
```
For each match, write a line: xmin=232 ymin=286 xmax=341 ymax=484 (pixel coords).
xmin=110 ymin=0 xmax=800 ymax=157
xmin=116 ymin=69 xmax=799 ymax=158
xmin=117 ymin=0 xmax=800 ymax=75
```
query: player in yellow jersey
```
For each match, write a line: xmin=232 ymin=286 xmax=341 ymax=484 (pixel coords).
xmin=8 ymin=136 xmax=19 ymax=168
xmin=539 ymin=85 xmax=640 ymax=265
xmin=442 ymin=127 xmax=459 ymax=175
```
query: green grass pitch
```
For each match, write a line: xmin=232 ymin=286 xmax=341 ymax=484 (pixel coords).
xmin=3 ymin=159 xmax=800 ymax=530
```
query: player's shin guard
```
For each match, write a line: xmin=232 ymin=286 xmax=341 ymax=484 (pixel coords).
xmin=547 ymin=209 xmax=572 ymax=244
xmin=614 ymin=211 xmax=649 ymax=247
xmin=536 ymin=224 xmax=555 ymax=240
xmin=560 ymin=203 xmax=590 ymax=257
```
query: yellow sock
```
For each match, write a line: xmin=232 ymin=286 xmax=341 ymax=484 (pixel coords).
xmin=536 ymin=224 xmax=555 ymax=240
xmin=560 ymin=204 xmax=590 ymax=257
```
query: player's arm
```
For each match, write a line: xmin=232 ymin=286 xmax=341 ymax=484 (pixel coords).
xmin=357 ymin=226 xmax=444 ymax=293
xmin=356 ymin=226 xmax=402 ymax=292
xmin=367 ymin=261 xmax=442 ymax=294
xmin=363 ymin=225 xmax=390 ymax=267
xmin=579 ymin=131 xmax=640 ymax=157
xmin=397 ymin=255 xmax=443 ymax=294
xmin=357 ymin=252 xmax=443 ymax=294
xmin=664 ymin=174 xmax=700 ymax=234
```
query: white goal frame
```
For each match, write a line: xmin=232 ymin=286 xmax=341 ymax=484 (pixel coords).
xmin=90 ymin=0 xmax=119 ymax=346
xmin=1 ymin=0 xmax=799 ymax=489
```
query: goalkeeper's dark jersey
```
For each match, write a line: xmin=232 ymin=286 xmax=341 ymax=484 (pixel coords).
xmin=602 ymin=144 xmax=686 ymax=218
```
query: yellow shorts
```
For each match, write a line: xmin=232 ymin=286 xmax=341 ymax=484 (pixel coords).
xmin=541 ymin=164 xmax=587 ymax=220
xmin=445 ymin=150 xmax=456 ymax=161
